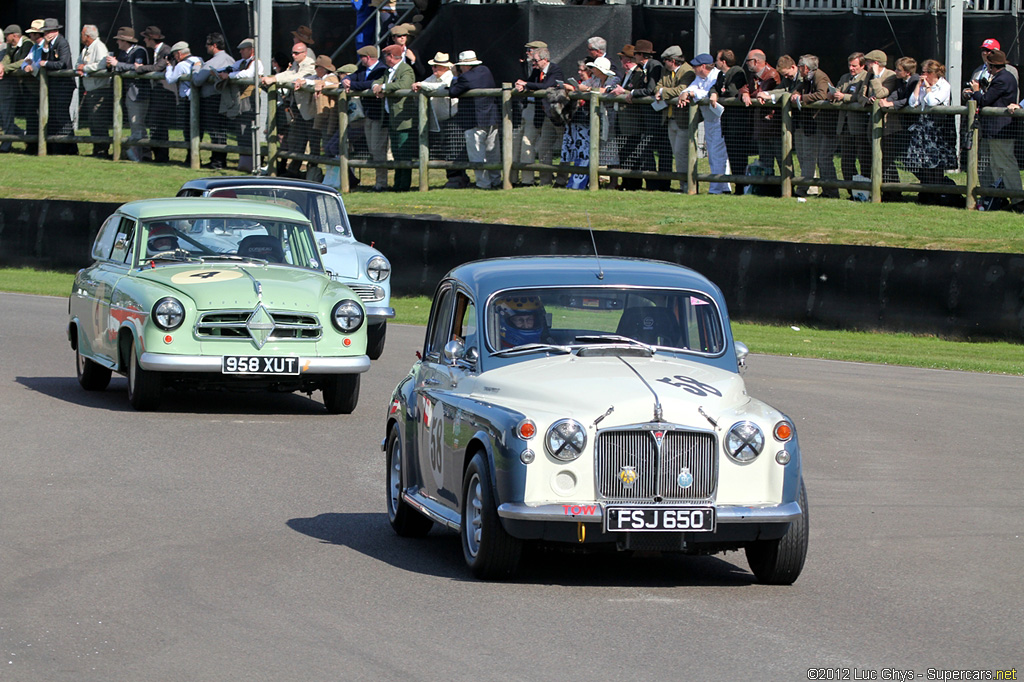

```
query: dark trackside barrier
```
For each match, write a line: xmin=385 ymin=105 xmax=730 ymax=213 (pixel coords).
xmin=0 ymin=198 xmax=1021 ymax=341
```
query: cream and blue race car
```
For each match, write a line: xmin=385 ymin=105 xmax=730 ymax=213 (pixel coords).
xmin=68 ymin=198 xmax=369 ymax=412
xmin=384 ymin=256 xmax=807 ymax=583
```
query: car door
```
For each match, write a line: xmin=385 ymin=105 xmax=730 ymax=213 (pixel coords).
xmin=415 ymin=282 xmax=457 ymax=507
xmin=437 ymin=290 xmax=479 ymax=500
xmin=82 ymin=215 xmax=136 ymax=365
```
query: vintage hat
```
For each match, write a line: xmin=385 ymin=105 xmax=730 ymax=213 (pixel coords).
xmin=864 ymin=49 xmax=887 ymax=64
xmin=292 ymin=25 xmax=315 ymax=45
xmin=690 ymin=52 xmax=714 ymax=66
xmin=428 ymin=51 xmax=454 ymax=68
xmin=114 ymin=27 xmax=137 ymax=43
xmin=981 ymin=38 xmax=1001 ymax=50
xmin=525 ymin=40 xmax=547 ymax=49
xmin=987 ymin=49 xmax=1007 ymax=65
xmin=661 ymin=45 xmax=683 ymax=60
xmin=3 ymin=24 xmax=22 ymax=36
xmin=356 ymin=45 xmax=378 ymax=58
xmin=634 ymin=39 xmax=655 ymax=55
xmin=141 ymin=26 xmax=164 ymax=40
xmin=390 ymin=24 xmax=411 ymax=36
xmin=170 ymin=41 xmax=189 ymax=54
xmin=337 ymin=63 xmax=358 ymax=75
xmin=381 ymin=44 xmax=403 ymax=58
xmin=585 ymin=56 xmax=615 ymax=77
xmin=315 ymin=54 xmax=336 ymax=71
xmin=42 ymin=18 xmax=62 ymax=32
xmin=237 ymin=38 xmax=254 ymax=50
xmin=455 ymin=50 xmax=482 ymax=66
xmin=617 ymin=44 xmax=636 ymax=59
xmin=25 ymin=19 xmax=45 ymax=35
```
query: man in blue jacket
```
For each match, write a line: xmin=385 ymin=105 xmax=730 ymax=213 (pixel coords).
xmin=343 ymin=46 xmax=389 ymax=191
xmin=966 ymin=49 xmax=1022 ymax=201
xmin=448 ymin=50 xmax=501 ymax=189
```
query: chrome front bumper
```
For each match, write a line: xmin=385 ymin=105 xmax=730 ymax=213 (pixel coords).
xmin=364 ymin=306 xmax=395 ymax=324
xmin=140 ymin=353 xmax=371 ymax=374
xmin=497 ymin=501 xmax=802 ymax=524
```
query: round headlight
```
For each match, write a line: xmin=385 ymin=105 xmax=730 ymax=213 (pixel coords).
xmin=152 ymin=297 xmax=185 ymax=331
xmin=546 ymin=419 xmax=587 ymax=461
xmin=726 ymin=421 xmax=765 ymax=463
xmin=331 ymin=299 xmax=364 ymax=334
xmin=366 ymin=255 xmax=391 ymax=282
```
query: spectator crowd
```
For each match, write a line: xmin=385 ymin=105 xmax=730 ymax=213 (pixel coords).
xmin=1 ymin=15 xmax=1023 ymax=207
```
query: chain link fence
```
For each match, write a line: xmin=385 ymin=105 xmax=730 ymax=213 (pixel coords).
xmin=4 ymin=69 xmax=1024 ymax=207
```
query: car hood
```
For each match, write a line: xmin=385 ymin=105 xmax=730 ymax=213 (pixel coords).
xmin=136 ymin=264 xmax=333 ymax=312
xmin=320 ymin=234 xmax=376 ymax=280
xmin=469 ymin=353 xmax=748 ymax=428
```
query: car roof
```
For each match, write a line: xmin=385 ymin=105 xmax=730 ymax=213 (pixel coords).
xmin=447 ymin=256 xmax=726 ymax=301
xmin=179 ymin=176 xmax=341 ymax=196
xmin=116 ymin=197 xmax=312 ymax=223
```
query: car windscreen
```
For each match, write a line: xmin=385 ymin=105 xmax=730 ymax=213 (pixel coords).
xmin=141 ymin=217 xmax=324 ymax=270
xmin=207 ymin=187 xmax=352 ymax=237
xmin=486 ymin=287 xmax=726 ymax=356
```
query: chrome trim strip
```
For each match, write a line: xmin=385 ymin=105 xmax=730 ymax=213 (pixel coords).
xmin=496 ymin=500 xmax=801 ymax=524
xmin=139 ymin=353 xmax=371 ymax=374
xmin=364 ymin=306 xmax=396 ymax=321
xmin=402 ymin=490 xmax=461 ymax=531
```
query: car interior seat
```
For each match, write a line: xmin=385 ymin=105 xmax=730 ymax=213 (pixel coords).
xmin=615 ymin=307 xmax=681 ymax=347
xmin=237 ymin=235 xmax=285 ymax=263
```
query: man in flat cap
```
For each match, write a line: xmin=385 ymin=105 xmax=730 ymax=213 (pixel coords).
xmin=217 ymin=38 xmax=264 ymax=169
xmin=389 ymin=23 xmax=426 ymax=80
xmin=342 ymin=45 xmax=389 ymax=190
xmin=0 ymin=24 xmax=33 ymax=151
xmin=262 ymin=41 xmax=315 ymax=177
xmin=613 ymin=40 xmax=665 ymax=190
xmin=862 ymin=49 xmax=900 ymax=191
xmin=515 ymin=45 xmax=564 ymax=186
xmin=76 ymin=24 xmax=111 ymax=157
xmin=193 ymin=33 xmax=234 ymax=169
xmin=653 ymin=45 xmax=695 ymax=190
xmin=372 ymin=44 xmax=416 ymax=191
xmin=136 ymin=27 xmax=174 ymax=161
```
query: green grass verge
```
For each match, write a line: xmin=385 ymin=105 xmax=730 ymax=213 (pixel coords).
xmin=6 ymin=267 xmax=1019 ymax=375
xmin=1 ymin=154 xmax=1024 ymax=253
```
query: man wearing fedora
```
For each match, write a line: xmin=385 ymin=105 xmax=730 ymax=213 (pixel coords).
xmin=967 ymin=49 xmax=1022 ymax=202
xmin=76 ymin=25 xmax=111 ymax=157
xmin=106 ymin=27 xmax=150 ymax=162
xmin=447 ymin=50 xmax=501 ymax=189
xmin=342 ymin=45 xmax=389 ymax=190
xmin=35 ymin=18 xmax=76 ymax=155
xmin=0 ymin=25 xmax=33 ymax=151
xmin=373 ymin=44 xmax=416 ymax=191
xmin=292 ymin=26 xmax=316 ymax=60
xmin=653 ymin=45 xmax=695 ymax=190
xmin=194 ymin=33 xmax=235 ymax=169
xmin=413 ymin=52 xmax=468 ymax=188
xmin=136 ymin=26 xmax=173 ymax=162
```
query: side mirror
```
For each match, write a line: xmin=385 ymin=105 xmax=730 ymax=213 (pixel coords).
xmin=443 ymin=338 xmax=466 ymax=365
xmin=318 ymin=238 xmax=328 ymax=255
xmin=734 ymin=341 xmax=749 ymax=368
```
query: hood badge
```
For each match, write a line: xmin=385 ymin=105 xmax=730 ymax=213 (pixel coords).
xmin=246 ymin=304 xmax=276 ymax=349
xmin=677 ymin=467 xmax=694 ymax=489
xmin=618 ymin=466 xmax=638 ymax=489
xmin=652 ymin=430 xmax=666 ymax=449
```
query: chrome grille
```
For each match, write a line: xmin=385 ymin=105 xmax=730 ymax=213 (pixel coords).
xmin=196 ymin=309 xmax=322 ymax=340
xmin=346 ymin=284 xmax=385 ymax=303
xmin=596 ymin=429 xmax=717 ymax=502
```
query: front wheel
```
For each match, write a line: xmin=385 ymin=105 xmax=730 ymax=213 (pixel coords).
xmin=461 ymin=453 xmax=522 ymax=580
xmin=76 ymin=344 xmax=111 ymax=391
xmin=126 ymin=338 xmax=162 ymax=411
xmin=323 ymin=374 xmax=359 ymax=414
xmin=366 ymin=322 xmax=387 ymax=360
xmin=745 ymin=480 xmax=809 ymax=585
xmin=386 ymin=427 xmax=433 ymax=537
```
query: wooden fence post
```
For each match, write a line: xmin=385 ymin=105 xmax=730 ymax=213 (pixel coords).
xmin=870 ymin=100 xmax=883 ymax=203
xmin=687 ymin=103 xmax=698 ymax=195
xmin=338 ymin=91 xmax=350 ymax=194
xmin=965 ymin=101 xmax=979 ymax=210
xmin=780 ymin=93 xmax=793 ymax=198
xmin=189 ymin=90 xmax=200 ymax=170
xmin=502 ymin=84 xmax=513 ymax=190
xmin=418 ymin=89 xmax=429 ymax=192
xmin=112 ymin=74 xmax=123 ymax=161
xmin=589 ymin=90 xmax=600 ymax=191
xmin=267 ymin=84 xmax=278 ymax=174
xmin=38 ymin=70 xmax=49 ymax=157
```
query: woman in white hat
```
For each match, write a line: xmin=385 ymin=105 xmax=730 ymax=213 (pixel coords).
xmin=559 ymin=55 xmax=620 ymax=188
xmin=412 ymin=52 xmax=468 ymax=187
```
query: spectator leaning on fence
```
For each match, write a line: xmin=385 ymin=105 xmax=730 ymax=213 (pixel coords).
xmin=76 ymin=24 xmax=111 ymax=158
xmin=966 ymin=49 xmax=1023 ymax=205
xmin=194 ymin=32 xmax=234 ymax=170
xmin=878 ymin=56 xmax=920 ymax=170
xmin=0 ymin=24 xmax=33 ymax=152
xmin=217 ymin=38 xmax=264 ymax=170
xmin=17 ymin=20 xmax=48 ymax=155
xmin=341 ymin=45 xmax=388 ymax=191
xmin=793 ymin=54 xmax=839 ymax=199
xmin=832 ymin=52 xmax=870 ymax=192
xmin=516 ymin=45 xmax=565 ymax=187
xmin=138 ymin=26 xmax=173 ymax=162
xmin=36 ymin=18 xmax=76 ymax=155
xmin=446 ymin=50 xmax=501 ymax=190
xmin=105 ymin=27 xmax=149 ymax=162
xmin=373 ymin=44 xmax=416 ymax=192
xmin=904 ymin=59 xmax=959 ymax=204
xmin=739 ymin=49 xmax=781 ymax=176
xmin=714 ymin=49 xmax=749 ymax=194
xmin=653 ymin=45 xmax=695 ymax=191
xmin=164 ymin=41 xmax=202 ymax=164
xmin=262 ymin=42 xmax=315 ymax=178
xmin=587 ymin=36 xmax=623 ymax=82
xmin=862 ymin=49 xmax=901 ymax=193
xmin=680 ymin=53 xmax=730 ymax=195
xmin=412 ymin=51 xmax=469 ymax=189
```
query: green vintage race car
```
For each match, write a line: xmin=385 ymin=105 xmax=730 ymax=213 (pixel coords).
xmin=67 ymin=198 xmax=370 ymax=413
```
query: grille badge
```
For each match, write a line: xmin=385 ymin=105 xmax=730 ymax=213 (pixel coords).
xmin=246 ymin=304 xmax=276 ymax=349
xmin=652 ymin=430 xmax=665 ymax=449
xmin=618 ymin=466 xmax=638 ymax=489
xmin=677 ymin=467 xmax=694 ymax=489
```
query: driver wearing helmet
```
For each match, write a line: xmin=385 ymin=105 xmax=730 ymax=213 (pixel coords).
xmin=147 ymin=223 xmax=179 ymax=255
xmin=495 ymin=295 xmax=549 ymax=348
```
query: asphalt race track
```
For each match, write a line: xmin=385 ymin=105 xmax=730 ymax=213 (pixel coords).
xmin=2 ymin=291 xmax=1021 ymax=680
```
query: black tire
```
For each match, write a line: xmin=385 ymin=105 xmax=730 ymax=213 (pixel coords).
xmin=367 ymin=322 xmax=387 ymax=360
xmin=126 ymin=338 xmax=162 ymax=411
xmin=385 ymin=426 xmax=433 ymax=537
xmin=461 ymin=453 xmax=522 ymax=580
xmin=76 ymin=344 xmax=111 ymax=391
xmin=745 ymin=480 xmax=809 ymax=585
xmin=323 ymin=374 xmax=360 ymax=414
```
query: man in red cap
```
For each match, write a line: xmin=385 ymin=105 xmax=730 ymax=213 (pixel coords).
xmin=965 ymin=38 xmax=1019 ymax=101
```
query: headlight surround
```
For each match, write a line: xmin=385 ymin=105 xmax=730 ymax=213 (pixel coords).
xmin=152 ymin=297 xmax=185 ymax=331
xmin=366 ymin=255 xmax=391 ymax=282
xmin=545 ymin=419 xmax=587 ymax=461
xmin=726 ymin=421 xmax=765 ymax=463
xmin=331 ymin=299 xmax=364 ymax=334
